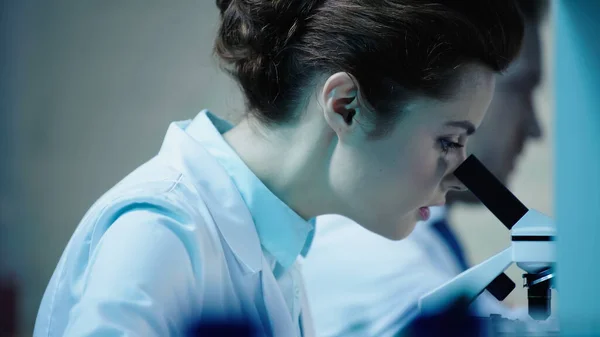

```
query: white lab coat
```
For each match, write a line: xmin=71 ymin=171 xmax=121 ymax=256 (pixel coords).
xmin=303 ymin=209 xmax=520 ymax=337
xmin=34 ymin=111 xmax=315 ymax=337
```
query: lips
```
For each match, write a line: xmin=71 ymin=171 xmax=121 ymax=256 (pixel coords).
xmin=417 ymin=201 xmax=445 ymax=221
xmin=418 ymin=207 xmax=431 ymax=221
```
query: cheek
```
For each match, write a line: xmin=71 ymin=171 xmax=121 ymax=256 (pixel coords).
xmin=330 ymin=144 xmax=393 ymax=198
xmin=411 ymin=139 xmax=446 ymax=174
xmin=345 ymin=133 xmax=446 ymax=207
xmin=404 ymin=144 xmax=448 ymax=198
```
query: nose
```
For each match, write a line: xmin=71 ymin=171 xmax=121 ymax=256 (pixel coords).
xmin=525 ymin=102 xmax=542 ymax=140
xmin=447 ymin=173 xmax=467 ymax=192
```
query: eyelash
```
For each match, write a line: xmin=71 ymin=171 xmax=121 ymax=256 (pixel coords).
xmin=439 ymin=138 xmax=464 ymax=154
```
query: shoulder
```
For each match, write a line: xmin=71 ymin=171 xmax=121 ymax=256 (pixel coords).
xmin=92 ymin=165 xmax=225 ymax=258
xmin=305 ymin=215 xmax=455 ymax=330
xmin=53 ymin=207 xmax=218 ymax=336
xmin=69 ymin=156 xmax=228 ymax=284
xmin=308 ymin=214 xmax=453 ymax=289
xmin=36 ymin=154 xmax=242 ymax=336
xmin=305 ymin=214 xmax=437 ymax=297
xmin=90 ymin=156 xmax=216 ymax=233
xmin=308 ymin=214 xmax=429 ymax=267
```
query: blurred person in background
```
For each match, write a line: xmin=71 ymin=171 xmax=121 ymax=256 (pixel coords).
xmin=302 ymin=1 xmax=547 ymax=336
xmin=32 ymin=0 xmax=525 ymax=336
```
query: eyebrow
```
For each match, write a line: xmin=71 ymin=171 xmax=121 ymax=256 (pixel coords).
xmin=445 ymin=120 xmax=476 ymax=135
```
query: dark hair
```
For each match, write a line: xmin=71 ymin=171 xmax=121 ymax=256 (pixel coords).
xmin=516 ymin=0 xmax=549 ymax=23
xmin=214 ymin=0 xmax=525 ymax=134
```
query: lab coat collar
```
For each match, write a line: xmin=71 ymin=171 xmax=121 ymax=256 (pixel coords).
xmin=158 ymin=118 xmax=261 ymax=273
xmin=183 ymin=111 xmax=314 ymax=270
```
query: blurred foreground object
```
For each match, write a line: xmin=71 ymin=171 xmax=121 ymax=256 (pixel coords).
xmin=401 ymin=296 xmax=483 ymax=337
xmin=402 ymin=301 xmax=559 ymax=337
xmin=555 ymin=1 xmax=600 ymax=335
xmin=0 ymin=276 xmax=17 ymax=336
xmin=186 ymin=316 xmax=261 ymax=337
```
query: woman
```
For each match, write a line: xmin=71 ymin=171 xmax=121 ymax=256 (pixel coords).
xmin=34 ymin=1 xmax=524 ymax=336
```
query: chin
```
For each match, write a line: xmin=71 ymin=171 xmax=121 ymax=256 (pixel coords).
xmin=359 ymin=213 xmax=418 ymax=241
xmin=388 ymin=218 xmax=418 ymax=241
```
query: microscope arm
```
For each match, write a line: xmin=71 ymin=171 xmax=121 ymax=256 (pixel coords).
xmin=418 ymin=247 xmax=513 ymax=315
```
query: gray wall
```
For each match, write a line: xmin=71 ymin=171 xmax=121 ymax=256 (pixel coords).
xmin=4 ymin=2 xmax=243 ymax=334
xmin=1 ymin=0 xmax=20 ymax=276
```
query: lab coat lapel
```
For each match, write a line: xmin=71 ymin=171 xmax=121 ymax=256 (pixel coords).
xmin=297 ymin=265 xmax=315 ymax=337
xmin=260 ymin=256 xmax=297 ymax=336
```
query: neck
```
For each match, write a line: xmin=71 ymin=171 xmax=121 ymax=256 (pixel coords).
xmin=223 ymin=114 xmax=337 ymax=220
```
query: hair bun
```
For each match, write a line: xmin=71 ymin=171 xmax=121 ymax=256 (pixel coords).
xmin=215 ymin=0 xmax=323 ymax=60
xmin=215 ymin=0 xmax=233 ymax=15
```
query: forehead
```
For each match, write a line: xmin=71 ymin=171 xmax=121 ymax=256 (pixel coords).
xmin=398 ymin=65 xmax=495 ymax=130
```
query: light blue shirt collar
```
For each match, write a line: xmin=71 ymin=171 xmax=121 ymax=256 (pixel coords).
xmin=185 ymin=110 xmax=314 ymax=270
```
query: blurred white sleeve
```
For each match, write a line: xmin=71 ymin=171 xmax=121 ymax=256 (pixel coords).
xmin=63 ymin=209 xmax=200 ymax=337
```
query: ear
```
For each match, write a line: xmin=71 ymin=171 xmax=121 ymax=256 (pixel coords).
xmin=321 ymin=72 xmax=361 ymax=137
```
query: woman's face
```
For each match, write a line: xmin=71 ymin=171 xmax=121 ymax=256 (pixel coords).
xmin=326 ymin=64 xmax=495 ymax=240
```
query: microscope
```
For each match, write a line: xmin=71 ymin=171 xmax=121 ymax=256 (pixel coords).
xmin=418 ymin=155 xmax=556 ymax=334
